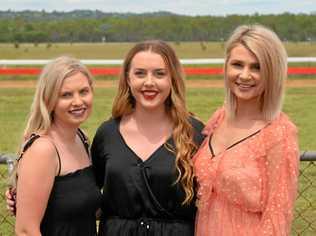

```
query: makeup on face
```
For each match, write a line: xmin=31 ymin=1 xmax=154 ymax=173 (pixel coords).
xmin=53 ymin=72 xmax=93 ymax=127
xmin=128 ymin=51 xmax=171 ymax=111
xmin=226 ymin=45 xmax=264 ymax=104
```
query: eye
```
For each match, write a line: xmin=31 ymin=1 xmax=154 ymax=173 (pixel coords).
xmin=153 ymin=70 xmax=167 ymax=78
xmin=134 ymin=70 xmax=146 ymax=78
xmin=60 ymin=92 xmax=72 ymax=98
xmin=251 ymin=63 xmax=260 ymax=71
xmin=231 ymin=61 xmax=243 ymax=68
xmin=80 ymin=87 xmax=90 ymax=96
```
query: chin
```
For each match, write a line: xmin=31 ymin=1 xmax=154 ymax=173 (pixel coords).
xmin=137 ymin=101 xmax=163 ymax=110
xmin=69 ymin=117 xmax=88 ymax=126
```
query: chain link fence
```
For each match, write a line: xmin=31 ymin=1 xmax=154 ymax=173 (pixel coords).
xmin=1 ymin=152 xmax=316 ymax=236
xmin=292 ymin=151 xmax=316 ymax=235
xmin=0 ymin=154 xmax=15 ymax=236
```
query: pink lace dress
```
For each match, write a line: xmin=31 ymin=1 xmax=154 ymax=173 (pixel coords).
xmin=193 ymin=107 xmax=299 ymax=236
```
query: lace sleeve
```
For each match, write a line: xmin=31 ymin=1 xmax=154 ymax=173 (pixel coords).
xmin=257 ymin=117 xmax=299 ymax=235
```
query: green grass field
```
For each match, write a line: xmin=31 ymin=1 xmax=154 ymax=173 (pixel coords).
xmin=0 ymin=87 xmax=315 ymax=152
xmin=0 ymin=41 xmax=315 ymax=59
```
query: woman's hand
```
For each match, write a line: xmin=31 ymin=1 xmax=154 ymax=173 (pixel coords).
xmin=5 ymin=188 xmax=16 ymax=216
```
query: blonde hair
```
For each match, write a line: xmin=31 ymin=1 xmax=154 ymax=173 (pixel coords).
xmin=112 ymin=40 xmax=197 ymax=204
xmin=224 ymin=24 xmax=287 ymax=121
xmin=24 ymin=56 xmax=93 ymax=138
xmin=9 ymin=56 xmax=93 ymax=187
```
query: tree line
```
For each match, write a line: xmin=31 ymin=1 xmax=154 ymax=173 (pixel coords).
xmin=0 ymin=10 xmax=315 ymax=43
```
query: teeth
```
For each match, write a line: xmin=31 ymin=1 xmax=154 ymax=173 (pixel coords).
xmin=69 ymin=108 xmax=85 ymax=115
xmin=143 ymin=91 xmax=157 ymax=96
xmin=238 ymin=83 xmax=253 ymax=88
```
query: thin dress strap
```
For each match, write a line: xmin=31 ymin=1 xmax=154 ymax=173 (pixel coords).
xmin=54 ymin=146 xmax=62 ymax=176
xmin=77 ymin=128 xmax=90 ymax=157
xmin=17 ymin=134 xmax=41 ymax=162
xmin=18 ymin=134 xmax=62 ymax=176
xmin=208 ymin=129 xmax=262 ymax=158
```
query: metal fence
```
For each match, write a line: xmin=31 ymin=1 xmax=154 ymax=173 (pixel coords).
xmin=0 ymin=152 xmax=316 ymax=236
xmin=0 ymin=154 xmax=16 ymax=236
xmin=292 ymin=151 xmax=316 ymax=235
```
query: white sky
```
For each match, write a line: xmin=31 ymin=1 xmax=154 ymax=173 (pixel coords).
xmin=0 ymin=0 xmax=315 ymax=15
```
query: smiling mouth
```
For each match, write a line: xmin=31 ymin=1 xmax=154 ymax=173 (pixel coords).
xmin=142 ymin=90 xmax=158 ymax=100
xmin=236 ymin=82 xmax=255 ymax=89
xmin=69 ymin=107 xmax=87 ymax=116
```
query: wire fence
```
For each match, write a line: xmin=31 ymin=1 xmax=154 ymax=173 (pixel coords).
xmin=0 ymin=152 xmax=316 ymax=236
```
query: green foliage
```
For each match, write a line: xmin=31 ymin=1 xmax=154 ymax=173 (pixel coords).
xmin=0 ymin=11 xmax=315 ymax=42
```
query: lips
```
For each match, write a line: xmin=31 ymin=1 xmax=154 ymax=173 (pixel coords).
xmin=142 ymin=90 xmax=158 ymax=100
xmin=69 ymin=107 xmax=87 ymax=117
xmin=236 ymin=82 xmax=255 ymax=89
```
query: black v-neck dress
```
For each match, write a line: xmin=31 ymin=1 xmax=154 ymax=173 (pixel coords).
xmin=91 ymin=117 xmax=205 ymax=236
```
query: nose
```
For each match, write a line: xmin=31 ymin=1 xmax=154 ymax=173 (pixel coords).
xmin=239 ymin=68 xmax=252 ymax=81
xmin=72 ymin=94 xmax=83 ymax=106
xmin=144 ymin=73 xmax=154 ymax=86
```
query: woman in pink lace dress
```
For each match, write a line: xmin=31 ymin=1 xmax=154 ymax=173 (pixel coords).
xmin=193 ymin=25 xmax=299 ymax=236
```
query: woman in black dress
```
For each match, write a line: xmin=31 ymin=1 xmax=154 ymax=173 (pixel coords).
xmin=91 ymin=40 xmax=204 ymax=236
xmin=10 ymin=56 xmax=102 ymax=236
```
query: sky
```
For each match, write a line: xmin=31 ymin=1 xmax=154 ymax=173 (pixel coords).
xmin=0 ymin=0 xmax=315 ymax=16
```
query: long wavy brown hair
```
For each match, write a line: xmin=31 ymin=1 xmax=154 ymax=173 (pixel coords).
xmin=112 ymin=40 xmax=198 ymax=204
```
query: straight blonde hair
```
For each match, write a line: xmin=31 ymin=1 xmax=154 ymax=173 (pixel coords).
xmin=224 ymin=24 xmax=287 ymax=121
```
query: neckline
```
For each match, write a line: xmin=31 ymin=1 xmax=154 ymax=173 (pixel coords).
xmin=115 ymin=118 xmax=173 ymax=163
xmin=56 ymin=165 xmax=92 ymax=179
xmin=208 ymin=127 xmax=263 ymax=158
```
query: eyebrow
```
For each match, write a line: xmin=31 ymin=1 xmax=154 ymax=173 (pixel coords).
xmin=133 ymin=67 xmax=166 ymax=70
xmin=60 ymin=85 xmax=90 ymax=91
xmin=229 ymin=59 xmax=258 ymax=65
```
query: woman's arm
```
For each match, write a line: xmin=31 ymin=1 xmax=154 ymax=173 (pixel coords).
xmin=15 ymin=138 xmax=59 ymax=236
xmin=258 ymin=121 xmax=299 ymax=235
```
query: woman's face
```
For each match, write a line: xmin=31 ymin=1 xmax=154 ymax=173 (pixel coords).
xmin=128 ymin=51 xmax=172 ymax=112
xmin=53 ymin=72 xmax=93 ymax=128
xmin=226 ymin=44 xmax=265 ymax=106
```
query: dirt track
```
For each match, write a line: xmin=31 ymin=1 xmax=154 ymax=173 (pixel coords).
xmin=0 ymin=79 xmax=315 ymax=88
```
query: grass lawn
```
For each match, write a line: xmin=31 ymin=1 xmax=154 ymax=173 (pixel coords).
xmin=0 ymin=41 xmax=315 ymax=59
xmin=0 ymin=86 xmax=315 ymax=152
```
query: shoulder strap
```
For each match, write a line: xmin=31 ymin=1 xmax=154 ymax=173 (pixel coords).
xmin=77 ymin=128 xmax=90 ymax=156
xmin=17 ymin=134 xmax=41 ymax=162
xmin=17 ymin=134 xmax=62 ymax=176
